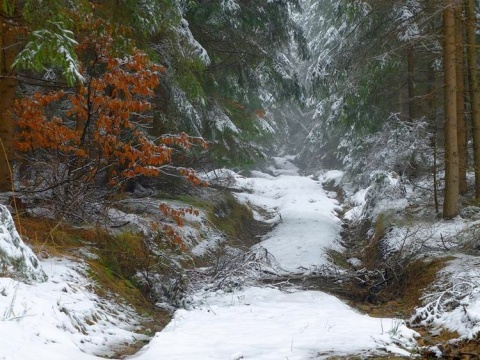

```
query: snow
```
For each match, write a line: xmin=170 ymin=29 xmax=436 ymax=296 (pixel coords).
xmin=129 ymin=157 xmax=419 ymax=359
xmin=0 ymin=205 xmax=47 ymax=282
xmin=177 ymin=18 xmax=210 ymax=65
xmin=0 ymin=157 xmax=423 ymax=359
xmin=344 ymin=187 xmax=369 ymax=221
xmin=0 ymin=258 xmax=145 ymax=360
xmin=232 ymin=157 xmax=343 ymax=272
xmin=220 ymin=0 xmax=240 ymax=13
xmin=201 ymin=159 xmax=345 ymax=272
xmin=412 ymin=255 xmax=480 ymax=340
xmin=322 ymin=169 xmax=344 ymax=186
xmin=206 ymin=106 xmax=242 ymax=135
xmin=131 ymin=287 xmax=416 ymax=360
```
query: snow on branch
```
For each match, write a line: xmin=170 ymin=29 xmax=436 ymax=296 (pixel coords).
xmin=0 ymin=205 xmax=47 ymax=283
xmin=13 ymin=21 xmax=84 ymax=85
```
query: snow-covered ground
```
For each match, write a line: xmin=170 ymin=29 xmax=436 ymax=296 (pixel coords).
xmin=0 ymin=258 xmax=146 ymax=360
xmin=236 ymin=157 xmax=344 ymax=273
xmin=130 ymin=286 xmax=416 ymax=360
xmin=1 ymin=157 xmax=425 ymax=359
xmin=130 ymin=158 xmax=418 ymax=359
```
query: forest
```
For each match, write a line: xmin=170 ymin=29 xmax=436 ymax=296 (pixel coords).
xmin=2 ymin=0 xmax=480 ymax=359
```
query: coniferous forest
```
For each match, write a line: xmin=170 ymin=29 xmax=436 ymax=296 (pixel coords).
xmin=2 ymin=1 xmax=480 ymax=359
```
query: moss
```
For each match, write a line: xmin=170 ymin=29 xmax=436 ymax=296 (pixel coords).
xmin=18 ymin=218 xmax=165 ymax=315
xmin=95 ymin=230 xmax=147 ymax=279
xmin=210 ymin=193 xmax=256 ymax=242
xmin=326 ymin=249 xmax=350 ymax=269
xmin=175 ymin=195 xmax=214 ymax=211
xmin=174 ymin=192 xmax=269 ymax=248
xmin=362 ymin=214 xmax=387 ymax=271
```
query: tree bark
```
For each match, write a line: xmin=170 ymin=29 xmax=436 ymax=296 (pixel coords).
xmin=455 ymin=4 xmax=467 ymax=195
xmin=466 ymin=0 xmax=480 ymax=201
xmin=0 ymin=14 xmax=18 ymax=192
xmin=443 ymin=1 xmax=459 ymax=219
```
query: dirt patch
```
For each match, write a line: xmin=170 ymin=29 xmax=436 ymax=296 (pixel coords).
xmin=107 ymin=317 xmax=168 ymax=359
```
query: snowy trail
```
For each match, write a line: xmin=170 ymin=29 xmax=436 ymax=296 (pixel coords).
xmin=130 ymin=158 xmax=418 ymax=360
xmin=234 ymin=157 xmax=343 ymax=272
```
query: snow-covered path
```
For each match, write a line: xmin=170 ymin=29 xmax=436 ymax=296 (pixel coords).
xmin=235 ymin=157 xmax=343 ymax=272
xmin=130 ymin=158 xmax=418 ymax=360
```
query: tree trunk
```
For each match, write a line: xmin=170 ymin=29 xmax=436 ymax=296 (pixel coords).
xmin=466 ymin=0 xmax=480 ymax=201
xmin=455 ymin=4 xmax=467 ymax=195
xmin=443 ymin=1 xmax=459 ymax=219
xmin=0 ymin=14 xmax=18 ymax=192
xmin=152 ymin=82 xmax=170 ymax=138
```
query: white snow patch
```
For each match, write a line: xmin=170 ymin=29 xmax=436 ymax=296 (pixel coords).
xmin=131 ymin=286 xmax=418 ymax=360
xmin=176 ymin=18 xmax=210 ymax=65
xmin=321 ymin=169 xmax=344 ymax=186
xmin=411 ymin=255 xmax=480 ymax=340
xmin=0 ymin=258 xmax=145 ymax=360
xmin=220 ymin=157 xmax=344 ymax=273
xmin=344 ymin=187 xmax=369 ymax=221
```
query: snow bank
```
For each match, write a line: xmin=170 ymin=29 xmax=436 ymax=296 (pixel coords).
xmin=412 ymin=255 xmax=480 ymax=340
xmin=0 ymin=258 xmax=146 ymax=360
xmin=0 ymin=205 xmax=47 ymax=282
xmin=322 ymin=169 xmax=344 ymax=186
xmin=200 ymin=169 xmax=250 ymax=191
xmin=344 ymin=171 xmax=407 ymax=222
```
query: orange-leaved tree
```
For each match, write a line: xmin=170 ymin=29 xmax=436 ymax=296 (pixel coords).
xmin=15 ymin=20 xmax=207 ymax=221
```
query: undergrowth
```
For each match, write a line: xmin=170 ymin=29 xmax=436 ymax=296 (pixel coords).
xmin=336 ymin=214 xmax=449 ymax=318
xmin=177 ymin=192 xmax=269 ymax=248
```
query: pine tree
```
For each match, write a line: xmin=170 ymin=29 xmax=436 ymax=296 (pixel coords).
xmin=0 ymin=7 xmax=18 ymax=191
xmin=181 ymin=0 xmax=307 ymax=166
xmin=455 ymin=4 xmax=467 ymax=195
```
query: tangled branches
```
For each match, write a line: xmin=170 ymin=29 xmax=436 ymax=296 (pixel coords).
xmin=188 ymin=246 xmax=284 ymax=294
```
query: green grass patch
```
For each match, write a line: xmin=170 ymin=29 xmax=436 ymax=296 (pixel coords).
xmin=326 ymin=249 xmax=350 ymax=269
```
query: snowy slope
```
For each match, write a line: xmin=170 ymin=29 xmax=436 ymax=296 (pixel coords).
xmin=0 ymin=157 xmax=425 ymax=359
xmin=0 ymin=258 xmax=146 ymax=360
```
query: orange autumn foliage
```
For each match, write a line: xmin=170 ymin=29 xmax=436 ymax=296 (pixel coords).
xmin=159 ymin=204 xmax=200 ymax=227
xmin=15 ymin=25 xmax=207 ymax=186
xmin=254 ymin=109 xmax=266 ymax=118
xmin=14 ymin=21 xmax=207 ymax=247
xmin=160 ymin=203 xmax=201 ymax=250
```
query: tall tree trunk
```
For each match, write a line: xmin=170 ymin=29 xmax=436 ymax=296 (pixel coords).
xmin=152 ymin=82 xmax=170 ymax=137
xmin=443 ymin=1 xmax=459 ymax=219
xmin=455 ymin=4 xmax=467 ymax=195
xmin=0 ymin=14 xmax=17 ymax=192
xmin=466 ymin=0 xmax=480 ymax=201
